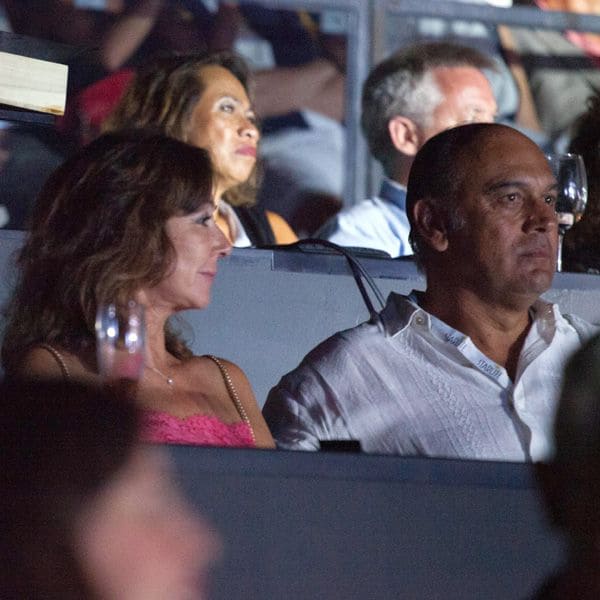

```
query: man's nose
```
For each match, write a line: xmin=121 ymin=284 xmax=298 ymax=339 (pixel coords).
xmin=525 ymin=197 xmax=558 ymax=232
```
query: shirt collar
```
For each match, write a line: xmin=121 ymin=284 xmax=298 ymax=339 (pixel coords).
xmin=378 ymin=292 xmax=561 ymax=339
xmin=378 ymin=292 xmax=420 ymax=337
xmin=379 ymin=178 xmax=407 ymax=211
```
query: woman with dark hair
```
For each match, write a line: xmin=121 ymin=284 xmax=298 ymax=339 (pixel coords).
xmin=1 ymin=131 xmax=274 ymax=448
xmin=103 ymin=51 xmax=298 ymax=247
xmin=0 ymin=378 xmax=219 ymax=599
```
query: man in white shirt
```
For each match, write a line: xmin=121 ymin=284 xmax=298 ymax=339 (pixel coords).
xmin=263 ymin=123 xmax=598 ymax=462
xmin=317 ymin=41 xmax=498 ymax=257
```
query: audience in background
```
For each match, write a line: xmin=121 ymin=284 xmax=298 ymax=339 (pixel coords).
xmin=264 ymin=123 xmax=598 ymax=460
xmin=382 ymin=1 xmax=550 ymax=147
xmin=104 ymin=51 xmax=297 ymax=247
xmin=509 ymin=0 xmax=600 ymax=149
xmin=238 ymin=6 xmax=346 ymax=236
xmin=1 ymin=3 xmax=342 ymax=236
xmin=0 ymin=377 xmax=219 ymax=599
xmin=562 ymin=89 xmax=600 ymax=272
xmin=1 ymin=132 xmax=274 ymax=448
xmin=317 ymin=41 xmax=497 ymax=257
xmin=2 ymin=0 xmax=238 ymax=91
xmin=535 ymin=333 xmax=600 ymax=599
xmin=0 ymin=124 xmax=71 ymax=230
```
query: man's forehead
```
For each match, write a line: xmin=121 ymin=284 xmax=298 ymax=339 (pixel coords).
xmin=456 ymin=129 xmax=554 ymax=187
xmin=468 ymin=128 xmax=546 ymax=163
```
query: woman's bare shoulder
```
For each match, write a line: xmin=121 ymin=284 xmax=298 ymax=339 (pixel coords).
xmin=17 ymin=345 xmax=95 ymax=383
xmin=17 ymin=345 xmax=72 ymax=379
xmin=195 ymin=355 xmax=275 ymax=448
xmin=188 ymin=355 xmax=250 ymax=385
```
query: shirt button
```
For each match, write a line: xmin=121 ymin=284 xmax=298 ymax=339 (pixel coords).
xmin=415 ymin=316 xmax=424 ymax=325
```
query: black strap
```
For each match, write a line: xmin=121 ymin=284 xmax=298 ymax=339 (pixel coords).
xmin=261 ymin=239 xmax=386 ymax=324
xmin=233 ymin=205 xmax=276 ymax=247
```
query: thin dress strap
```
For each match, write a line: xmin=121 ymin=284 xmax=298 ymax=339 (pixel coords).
xmin=37 ymin=343 xmax=71 ymax=381
xmin=205 ymin=355 xmax=256 ymax=446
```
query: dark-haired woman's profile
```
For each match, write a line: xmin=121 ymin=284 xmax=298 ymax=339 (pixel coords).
xmin=1 ymin=131 xmax=274 ymax=448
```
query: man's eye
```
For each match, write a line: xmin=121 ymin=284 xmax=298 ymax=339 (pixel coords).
xmin=220 ymin=103 xmax=234 ymax=113
xmin=544 ymin=195 xmax=557 ymax=206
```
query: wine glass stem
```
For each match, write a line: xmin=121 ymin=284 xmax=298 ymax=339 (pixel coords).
xmin=557 ymin=232 xmax=564 ymax=272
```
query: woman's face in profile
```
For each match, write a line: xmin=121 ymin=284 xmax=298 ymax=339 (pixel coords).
xmin=187 ymin=65 xmax=259 ymax=200
xmin=140 ymin=204 xmax=231 ymax=312
xmin=75 ymin=448 xmax=220 ymax=600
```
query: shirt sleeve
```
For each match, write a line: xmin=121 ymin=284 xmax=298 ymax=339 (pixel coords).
xmin=263 ymin=382 xmax=322 ymax=451
xmin=263 ymin=361 xmax=351 ymax=451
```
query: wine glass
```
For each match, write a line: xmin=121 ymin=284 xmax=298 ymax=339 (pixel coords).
xmin=546 ymin=153 xmax=588 ymax=272
xmin=95 ymin=300 xmax=145 ymax=382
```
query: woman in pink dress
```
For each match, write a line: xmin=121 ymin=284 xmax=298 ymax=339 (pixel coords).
xmin=1 ymin=131 xmax=274 ymax=448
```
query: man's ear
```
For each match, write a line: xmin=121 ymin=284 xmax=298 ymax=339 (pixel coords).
xmin=412 ymin=198 xmax=448 ymax=252
xmin=388 ymin=116 xmax=422 ymax=157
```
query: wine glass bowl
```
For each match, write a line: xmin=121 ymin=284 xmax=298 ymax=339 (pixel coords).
xmin=545 ymin=153 xmax=588 ymax=272
xmin=95 ymin=300 xmax=145 ymax=381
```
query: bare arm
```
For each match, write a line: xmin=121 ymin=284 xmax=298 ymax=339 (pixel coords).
xmin=16 ymin=346 xmax=67 ymax=380
xmin=206 ymin=2 xmax=243 ymax=51
xmin=253 ymin=59 xmax=345 ymax=122
xmin=16 ymin=345 xmax=100 ymax=387
xmin=497 ymin=25 xmax=543 ymax=133
xmin=265 ymin=210 xmax=298 ymax=244
xmin=99 ymin=0 xmax=164 ymax=72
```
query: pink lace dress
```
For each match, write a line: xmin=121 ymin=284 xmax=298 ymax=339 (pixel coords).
xmin=141 ymin=355 xmax=256 ymax=448
xmin=142 ymin=411 xmax=256 ymax=447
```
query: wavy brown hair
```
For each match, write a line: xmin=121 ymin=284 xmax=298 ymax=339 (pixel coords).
xmin=103 ymin=51 xmax=258 ymax=207
xmin=1 ymin=131 xmax=214 ymax=372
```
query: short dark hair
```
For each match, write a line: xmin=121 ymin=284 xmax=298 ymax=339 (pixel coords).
xmin=361 ymin=41 xmax=496 ymax=174
xmin=0 ymin=378 xmax=139 ymax=599
xmin=2 ymin=131 xmax=213 ymax=371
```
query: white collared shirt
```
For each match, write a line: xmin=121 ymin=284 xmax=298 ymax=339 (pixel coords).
xmin=263 ymin=293 xmax=598 ymax=461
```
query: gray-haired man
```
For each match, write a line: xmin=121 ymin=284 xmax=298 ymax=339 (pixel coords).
xmin=318 ymin=41 xmax=497 ymax=257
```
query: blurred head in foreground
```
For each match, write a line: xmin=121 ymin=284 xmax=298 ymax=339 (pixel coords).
xmin=536 ymin=334 xmax=600 ymax=598
xmin=0 ymin=378 xmax=220 ymax=599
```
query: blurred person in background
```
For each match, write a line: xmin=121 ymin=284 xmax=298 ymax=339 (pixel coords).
xmin=104 ymin=51 xmax=297 ymax=247
xmin=1 ymin=2 xmax=342 ymax=235
xmin=317 ymin=41 xmax=497 ymax=257
xmin=0 ymin=377 xmax=220 ymax=599
xmin=535 ymin=333 xmax=600 ymax=598
xmin=561 ymin=88 xmax=600 ymax=272
xmin=509 ymin=0 xmax=600 ymax=149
